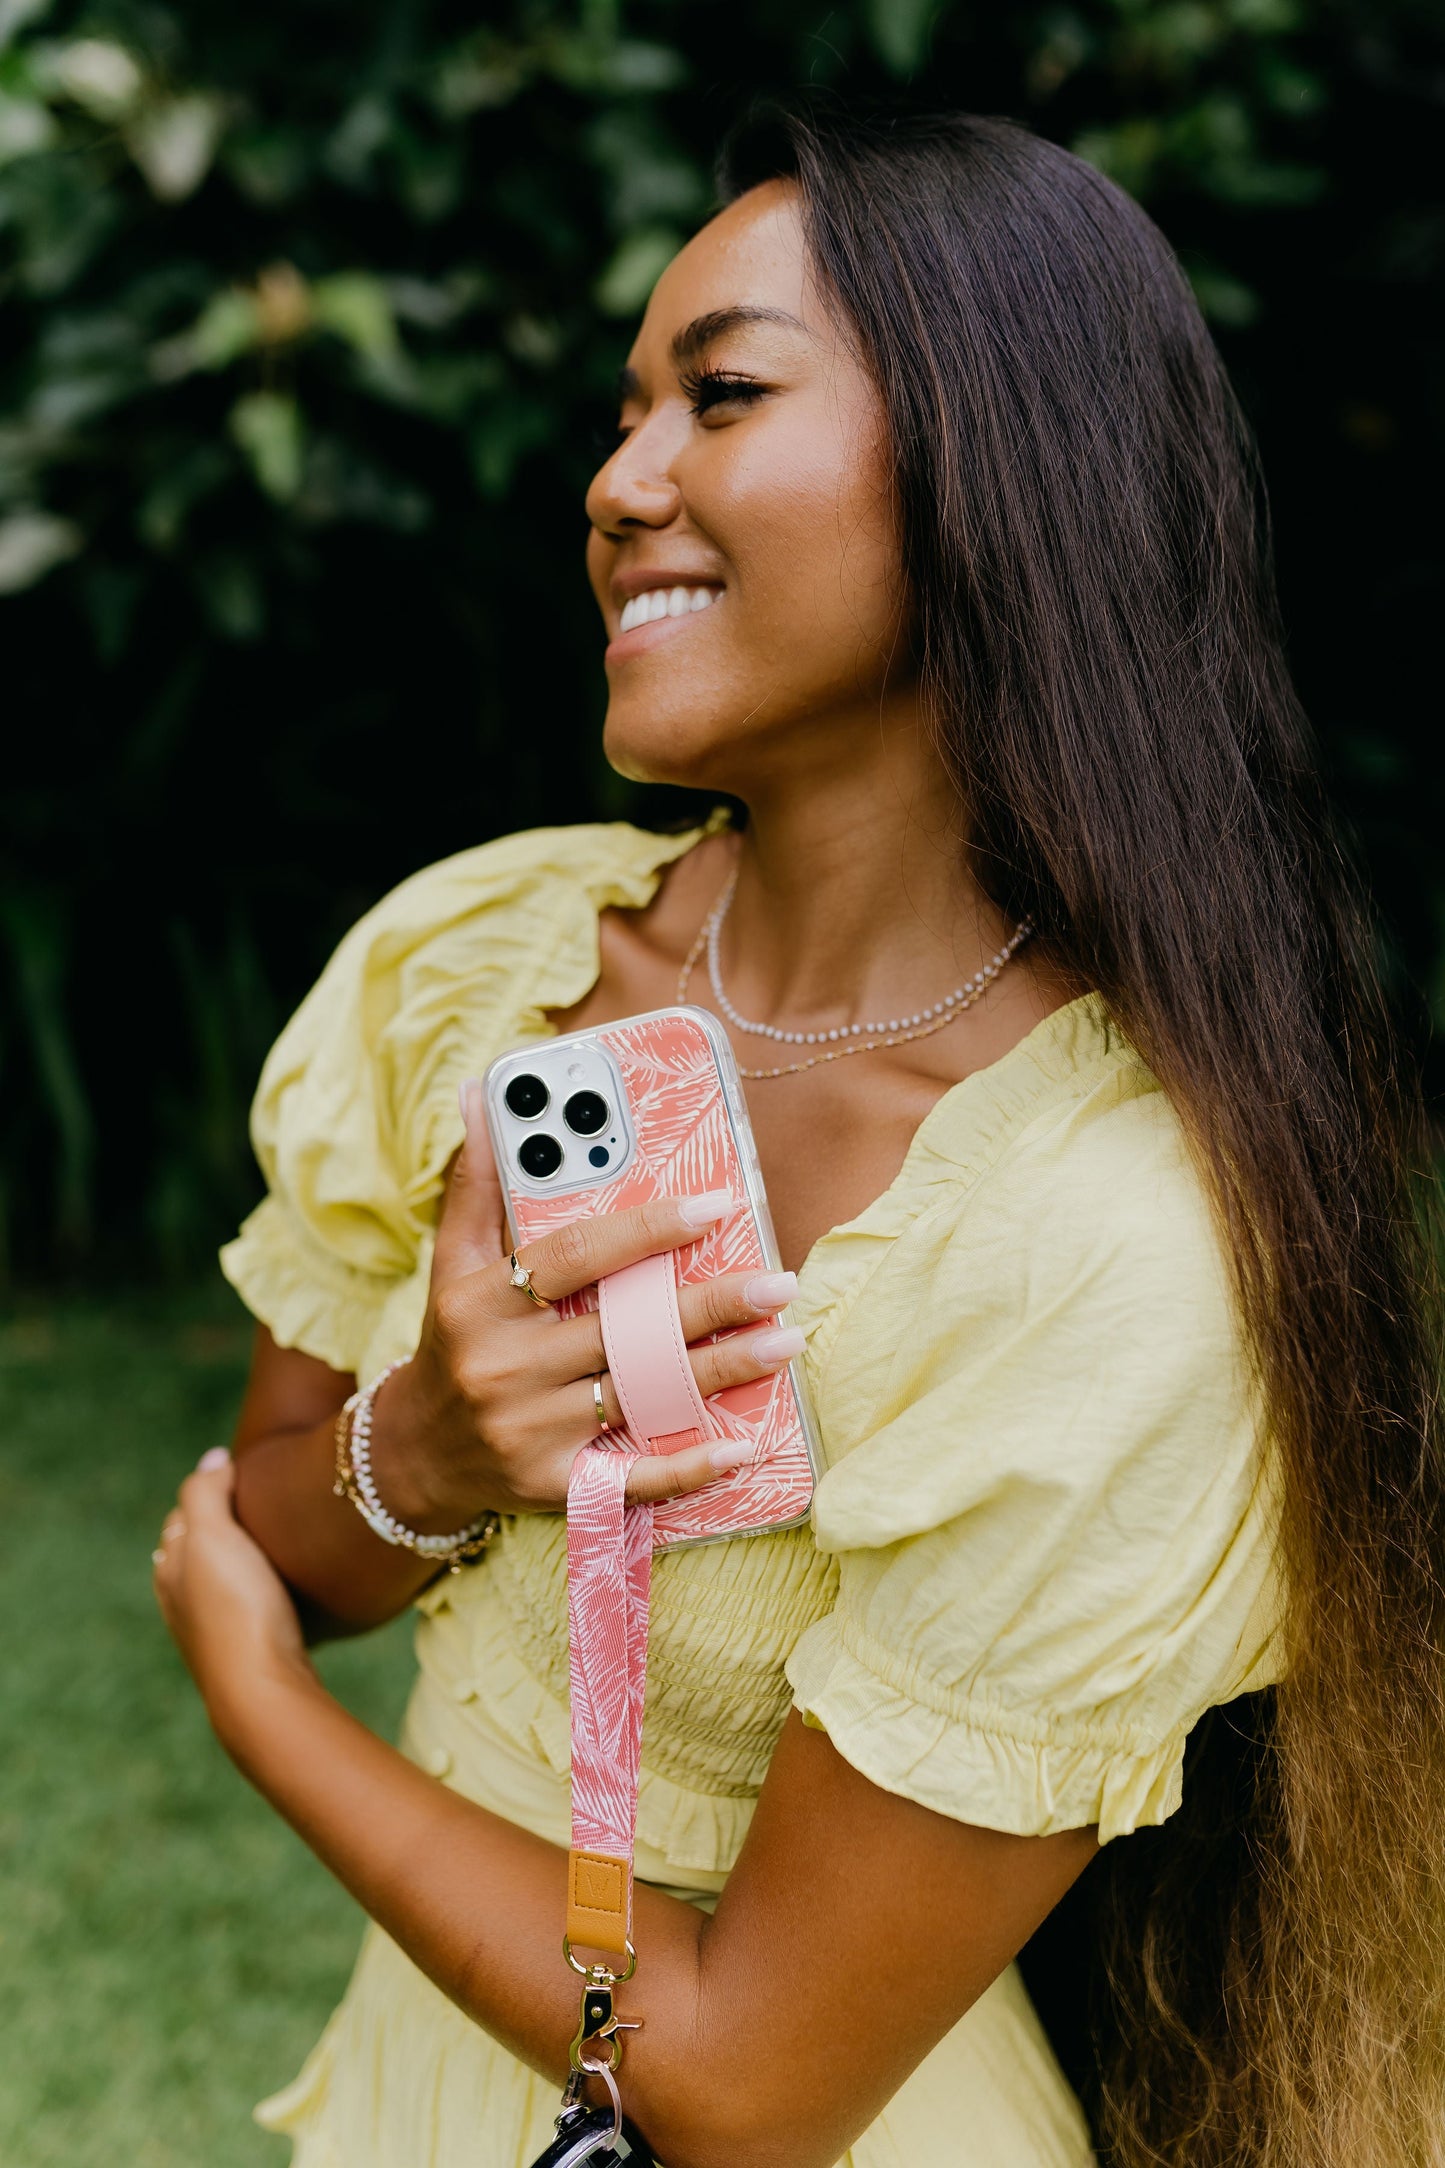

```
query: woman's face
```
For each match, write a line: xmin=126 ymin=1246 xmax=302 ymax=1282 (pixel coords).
xmin=585 ymin=180 xmax=911 ymax=793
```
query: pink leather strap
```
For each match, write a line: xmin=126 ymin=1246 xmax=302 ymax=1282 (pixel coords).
xmin=597 ymin=1249 xmax=722 ymax=1454
xmin=565 ymin=1251 xmax=715 ymax=1958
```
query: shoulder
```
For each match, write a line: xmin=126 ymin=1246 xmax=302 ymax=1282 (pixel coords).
xmin=807 ymin=996 xmax=1255 ymax=1539
xmin=255 ymin=818 xmax=704 ymax=1100
xmin=243 ymin=817 xmax=709 ymax=1226
xmin=218 ymin=818 xmax=713 ymax=1367
xmin=309 ymin=819 xmax=700 ymax=985
xmin=813 ymin=998 xmax=1231 ymax=1403
xmin=934 ymin=999 xmax=1229 ymax=1362
xmin=956 ymin=1016 xmax=1221 ymax=1309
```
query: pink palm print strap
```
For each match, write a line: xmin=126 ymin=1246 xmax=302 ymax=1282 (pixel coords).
xmin=565 ymin=1445 xmax=651 ymax=1959
xmin=565 ymin=1252 xmax=718 ymax=1959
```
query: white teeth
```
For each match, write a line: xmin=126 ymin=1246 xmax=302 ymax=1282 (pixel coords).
xmin=618 ymin=586 xmax=720 ymax=634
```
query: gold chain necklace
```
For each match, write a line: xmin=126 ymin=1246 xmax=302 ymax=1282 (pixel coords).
xmin=674 ymin=876 xmax=1034 ymax=1080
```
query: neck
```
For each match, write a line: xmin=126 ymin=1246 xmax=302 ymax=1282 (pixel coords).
xmin=715 ymin=718 xmax=1014 ymax=1030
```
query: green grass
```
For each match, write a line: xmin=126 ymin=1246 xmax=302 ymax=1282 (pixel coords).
xmin=0 ymin=1288 xmax=418 ymax=2168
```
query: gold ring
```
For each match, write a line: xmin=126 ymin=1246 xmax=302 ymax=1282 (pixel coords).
xmin=592 ymin=1372 xmax=612 ymax=1435
xmin=508 ymin=1249 xmax=553 ymax=1308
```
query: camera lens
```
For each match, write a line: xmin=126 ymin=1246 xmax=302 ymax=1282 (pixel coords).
xmin=563 ymin=1090 xmax=609 ymax=1137
xmin=518 ymin=1134 xmax=563 ymax=1179
xmin=505 ymin=1073 xmax=550 ymax=1120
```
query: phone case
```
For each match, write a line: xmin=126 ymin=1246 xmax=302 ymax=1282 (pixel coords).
xmin=483 ymin=1006 xmax=820 ymax=1550
xmin=525 ymin=2103 xmax=656 ymax=2167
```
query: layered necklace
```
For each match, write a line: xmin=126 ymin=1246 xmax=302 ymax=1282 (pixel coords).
xmin=675 ymin=865 xmax=1034 ymax=1080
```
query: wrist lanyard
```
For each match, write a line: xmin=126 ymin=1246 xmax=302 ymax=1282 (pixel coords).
xmin=557 ymin=1248 xmax=722 ymax=2132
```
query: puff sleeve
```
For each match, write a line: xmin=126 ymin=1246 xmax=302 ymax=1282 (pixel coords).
xmin=785 ymin=1064 xmax=1286 ymax=1846
xmin=217 ymin=829 xmax=619 ymax=1379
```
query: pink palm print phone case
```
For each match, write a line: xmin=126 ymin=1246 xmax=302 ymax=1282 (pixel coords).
xmin=483 ymin=1006 xmax=820 ymax=1549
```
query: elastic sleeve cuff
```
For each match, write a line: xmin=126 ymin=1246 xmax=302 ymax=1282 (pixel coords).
xmin=218 ymin=1193 xmax=396 ymax=1379
xmin=785 ymin=1613 xmax=1186 ymax=1845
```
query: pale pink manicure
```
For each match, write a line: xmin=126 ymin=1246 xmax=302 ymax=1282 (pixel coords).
xmin=458 ymin=1076 xmax=481 ymax=1128
xmin=677 ymin=1190 xmax=735 ymax=1228
xmin=709 ymin=1439 xmax=753 ymax=1472
xmin=751 ymin=1325 xmax=806 ymax=1365
xmin=197 ymin=1446 xmax=231 ymax=1471
xmin=744 ymin=1269 xmax=796 ymax=1311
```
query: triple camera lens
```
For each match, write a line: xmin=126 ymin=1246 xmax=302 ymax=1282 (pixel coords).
xmin=562 ymin=1090 xmax=608 ymax=1136
xmin=504 ymin=1073 xmax=550 ymax=1120
xmin=518 ymin=1133 xmax=563 ymax=1179
xmin=504 ymin=1074 xmax=612 ymax=1179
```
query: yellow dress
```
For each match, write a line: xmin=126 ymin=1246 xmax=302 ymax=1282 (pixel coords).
xmin=219 ymin=817 xmax=1285 ymax=2168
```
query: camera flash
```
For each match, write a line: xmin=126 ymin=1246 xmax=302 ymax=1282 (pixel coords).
xmin=567 ymin=1062 xmax=586 ymax=1081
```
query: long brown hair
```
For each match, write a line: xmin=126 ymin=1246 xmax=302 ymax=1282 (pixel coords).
xmin=720 ymin=96 xmax=1445 ymax=2166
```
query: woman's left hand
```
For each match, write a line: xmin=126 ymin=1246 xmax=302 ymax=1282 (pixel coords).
xmin=152 ymin=1449 xmax=313 ymax=1715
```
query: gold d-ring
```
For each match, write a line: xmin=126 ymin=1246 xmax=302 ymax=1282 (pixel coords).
xmin=508 ymin=1249 xmax=552 ymax=1308
xmin=564 ymin=1934 xmax=637 ymax=1982
xmin=592 ymin=1372 xmax=613 ymax=1435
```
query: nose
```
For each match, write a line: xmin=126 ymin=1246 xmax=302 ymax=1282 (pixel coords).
xmin=585 ymin=416 xmax=683 ymax=540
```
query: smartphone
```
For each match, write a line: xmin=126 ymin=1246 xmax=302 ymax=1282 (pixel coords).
xmin=525 ymin=2101 xmax=656 ymax=2167
xmin=482 ymin=1005 xmax=820 ymax=1549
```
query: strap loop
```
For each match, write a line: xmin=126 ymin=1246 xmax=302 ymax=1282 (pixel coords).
xmin=597 ymin=1249 xmax=723 ymax=1455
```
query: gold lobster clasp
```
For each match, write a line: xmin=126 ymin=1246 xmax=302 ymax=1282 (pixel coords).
xmin=567 ymin=1963 xmax=643 ymax=2074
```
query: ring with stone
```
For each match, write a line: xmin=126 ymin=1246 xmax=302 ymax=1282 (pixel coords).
xmin=508 ymin=1248 xmax=553 ymax=1308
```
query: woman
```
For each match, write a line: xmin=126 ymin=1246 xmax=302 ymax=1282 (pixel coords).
xmin=152 ymin=98 xmax=1445 ymax=2168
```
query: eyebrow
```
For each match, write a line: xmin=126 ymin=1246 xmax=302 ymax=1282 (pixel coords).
xmin=615 ymin=306 xmax=810 ymax=403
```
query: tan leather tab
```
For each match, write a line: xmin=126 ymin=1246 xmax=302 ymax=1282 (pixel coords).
xmin=566 ymin=1848 xmax=630 ymax=1958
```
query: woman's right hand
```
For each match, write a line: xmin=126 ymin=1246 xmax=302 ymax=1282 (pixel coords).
xmin=367 ymin=1077 xmax=803 ymax=1527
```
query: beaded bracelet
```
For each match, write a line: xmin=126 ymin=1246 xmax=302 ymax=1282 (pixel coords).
xmin=332 ymin=1357 xmax=498 ymax=1573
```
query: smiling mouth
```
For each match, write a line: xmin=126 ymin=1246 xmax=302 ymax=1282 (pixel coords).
xmin=616 ymin=585 xmax=722 ymax=634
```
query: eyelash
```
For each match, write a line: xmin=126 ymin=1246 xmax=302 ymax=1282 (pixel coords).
xmin=591 ymin=364 xmax=766 ymax=457
xmin=677 ymin=362 xmax=766 ymax=417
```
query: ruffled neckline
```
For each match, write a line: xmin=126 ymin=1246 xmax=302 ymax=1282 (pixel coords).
xmin=518 ymin=815 xmax=1130 ymax=1297
xmin=798 ymin=990 xmax=1128 ymax=1252
xmin=508 ymin=806 xmax=734 ymax=1029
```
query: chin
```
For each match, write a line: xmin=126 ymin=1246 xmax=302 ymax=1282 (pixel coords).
xmin=600 ymin=693 xmax=753 ymax=792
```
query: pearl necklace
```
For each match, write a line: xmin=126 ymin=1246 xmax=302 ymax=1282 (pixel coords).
xmin=675 ymin=865 xmax=1034 ymax=1080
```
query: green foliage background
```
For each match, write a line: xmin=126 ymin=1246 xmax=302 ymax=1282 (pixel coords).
xmin=1 ymin=0 xmax=1440 ymax=1279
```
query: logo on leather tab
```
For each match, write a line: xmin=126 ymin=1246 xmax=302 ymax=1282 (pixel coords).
xmin=572 ymin=1852 xmax=624 ymax=1916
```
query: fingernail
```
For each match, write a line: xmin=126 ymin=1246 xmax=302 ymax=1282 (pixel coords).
xmin=458 ymin=1077 xmax=480 ymax=1128
xmin=677 ymin=1190 xmax=734 ymax=1228
xmin=197 ymin=1446 xmax=231 ymax=1471
xmin=743 ymin=1270 xmax=796 ymax=1312
xmin=709 ymin=1440 xmax=753 ymax=1472
xmin=750 ymin=1325 xmax=806 ymax=1365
